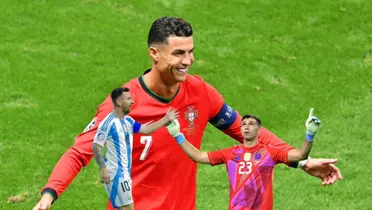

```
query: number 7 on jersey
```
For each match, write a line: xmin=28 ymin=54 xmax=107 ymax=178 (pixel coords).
xmin=140 ymin=136 xmax=152 ymax=160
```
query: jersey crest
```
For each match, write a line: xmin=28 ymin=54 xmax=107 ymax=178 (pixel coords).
xmin=184 ymin=105 xmax=198 ymax=126
xmin=243 ymin=152 xmax=251 ymax=161
xmin=182 ymin=105 xmax=199 ymax=135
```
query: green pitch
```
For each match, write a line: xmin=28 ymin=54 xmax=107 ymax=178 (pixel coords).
xmin=1 ymin=0 xmax=371 ymax=209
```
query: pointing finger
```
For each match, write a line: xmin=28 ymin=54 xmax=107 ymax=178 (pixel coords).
xmin=308 ymin=108 xmax=314 ymax=119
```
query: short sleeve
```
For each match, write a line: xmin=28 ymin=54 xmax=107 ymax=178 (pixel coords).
xmin=267 ymin=146 xmax=289 ymax=164
xmin=205 ymin=82 xmax=225 ymax=120
xmin=125 ymin=116 xmax=142 ymax=133
xmin=204 ymin=81 xmax=238 ymax=132
xmin=207 ymin=148 xmax=231 ymax=166
xmin=133 ymin=122 xmax=142 ymax=133
xmin=93 ymin=117 xmax=112 ymax=147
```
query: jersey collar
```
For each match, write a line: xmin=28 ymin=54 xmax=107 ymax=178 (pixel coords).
xmin=138 ymin=69 xmax=180 ymax=104
xmin=242 ymin=143 xmax=262 ymax=152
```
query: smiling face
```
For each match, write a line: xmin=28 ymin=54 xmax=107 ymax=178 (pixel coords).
xmin=150 ymin=36 xmax=194 ymax=84
xmin=241 ymin=117 xmax=261 ymax=141
xmin=147 ymin=17 xmax=194 ymax=85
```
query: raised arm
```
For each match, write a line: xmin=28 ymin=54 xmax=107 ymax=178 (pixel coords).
xmin=287 ymin=140 xmax=313 ymax=162
xmin=202 ymin=77 xmax=342 ymax=185
xmin=138 ymin=108 xmax=179 ymax=135
xmin=288 ymin=108 xmax=321 ymax=162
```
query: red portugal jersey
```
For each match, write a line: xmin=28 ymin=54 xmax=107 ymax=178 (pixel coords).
xmin=208 ymin=143 xmax=289 ymax=210
xmin=43 ymin=69 xmax=294 ymax=210
xmin=122 ymin=72 xmax=223 ymax=209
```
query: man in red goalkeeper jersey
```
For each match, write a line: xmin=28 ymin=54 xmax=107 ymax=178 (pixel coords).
xmin=165 ymin=111 xmax=323 ymax=210
xmin=33 ymin=16 xmax=342 ymax=210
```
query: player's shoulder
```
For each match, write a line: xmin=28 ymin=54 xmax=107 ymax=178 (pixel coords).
xmin=119 ymin=73 xmax=146 ymax=104
xmin=101 ymin=112 xmax=114 ymax=122
xmin=257 ymin=143 xmax=272 ymax=150
xmin=262 ymin=143 xmax=286 ymax=153
xmin=124 ymin=115 xmax=135 ymax=123
xmin=210 ymin=145 xmax=237 ymax=156
xmin=98 ymin=113 xmax=117 ymax=129
xmin=99 ymin=76 xmax=141 ymax=106
xmin=221 ymin=145 xmax=244 ymax=161
xmin=122 ymin=77 xmax=141 ymax=91
xmin=184 ymin=74 xmax=210 ymax=88
xmin=183 ymin=74 xmax=221 ymax=99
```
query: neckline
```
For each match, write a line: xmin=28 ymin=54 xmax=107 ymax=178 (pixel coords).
xmin=138 ymin=69 xmax=180 ymax=104
xmin=241 ymin=143 xmax=261 ymax=151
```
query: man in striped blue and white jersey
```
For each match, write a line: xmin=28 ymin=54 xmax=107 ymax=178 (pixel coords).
xmin=93 ymin=87 xmax=179 ymax=210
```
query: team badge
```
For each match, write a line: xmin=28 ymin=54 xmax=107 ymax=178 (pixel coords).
xmin=254 ymin=152 xmax=262 ymax=161
xmin=182 ymin=105 xmax=199 ymax=135
xmin=184 ymin=105 xmax=198 ymax=126
xmin=253 ymin=149 xmax=267 ymax=164
xmin=97 ymin=132 xmax=105 ymax=140
xmin=233 ymin=156 xmax=241 ymax=161
xmin=126 ymin=193 xmax=132 ymax=201
xmin=244 ymin=152 xmax=251 ymax=161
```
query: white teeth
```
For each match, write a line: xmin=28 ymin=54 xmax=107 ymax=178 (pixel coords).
xmin=177 ymin=69 xmax=187 ymax=73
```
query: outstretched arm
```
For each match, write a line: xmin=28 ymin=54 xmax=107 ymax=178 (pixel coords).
xmin=167 ymin=120 xmax=227 ymax=166
xmin=278 ymin=108 xmax=321 ymax=163
xmin=138 ymin=108 xmax=179 ymax=134
xmin=202 ymin=77 xmax=342 ymax=184
xmin=165 ymin=119 xmax=210 ymax=164
xmin=33 ymin=93 xmax=115 ymax=210
xmin=175 ymin=134 xmax=210 ymax=164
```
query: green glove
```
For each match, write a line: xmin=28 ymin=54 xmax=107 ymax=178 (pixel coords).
xmin=166 ymin=120 xmax=185 ymax=144
xmin=305 ymin=108 xmax=321 ymax=141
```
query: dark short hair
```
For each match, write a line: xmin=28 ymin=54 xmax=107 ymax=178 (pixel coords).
xmin=242 ymin=114 xmax=262 ymax=126
xmin=111 ymin=87 xmax=130 ymax=105
xmin=147 ymin=16 xmax=193 ymax=47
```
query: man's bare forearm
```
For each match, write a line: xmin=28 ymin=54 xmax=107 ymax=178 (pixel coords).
xmin=179 ymin=140 xmax=210 ymax=164
xmin=140 ymin=117 xmax=168 ymax=134
xmin=288 ymin=140 xmax=313 ymax=162
xmin=299 ymin=140 xmax=313 ymax=159
xmin=93 ymin=143 xmax=106 ymax=169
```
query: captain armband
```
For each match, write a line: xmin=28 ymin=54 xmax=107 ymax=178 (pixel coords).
xmin=209 ymin=103 xmax=237 ymax=130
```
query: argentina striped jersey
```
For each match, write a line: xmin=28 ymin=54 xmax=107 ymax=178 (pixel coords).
xmin=93 ymin=113 xmax=142 ymax=179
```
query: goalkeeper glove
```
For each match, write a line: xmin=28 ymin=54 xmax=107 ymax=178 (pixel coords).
xmin=166 ymin=120 xmax=185 ymax=144
xmin=305 ymin=108 xmax=321 ymax=141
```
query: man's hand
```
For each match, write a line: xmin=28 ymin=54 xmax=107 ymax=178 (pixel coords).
xmin=32 ymin=194 xmax=53 ymax=210
xmin=302 ymin=158 xmax=343 ymax=185
xmin=165 ymin=107 xmax=179 ymax=122
xmin=101 ymin=168 xmax=110 ymax=184
xmin=305 ymin=108 xmax=321 ymax=141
